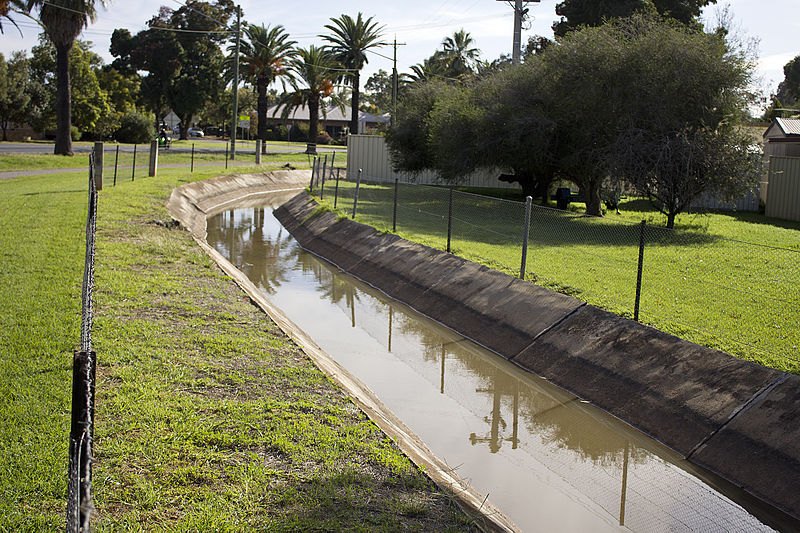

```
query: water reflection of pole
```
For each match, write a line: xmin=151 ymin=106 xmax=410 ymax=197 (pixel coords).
xmin=348 ymin=287 xmax=355 ymax=327
xmin=512 ymin=380 xmax=519 ymax=449
xmin=387 ymin=306 xmax=393 ymax=352
xmin=619 ymin=440 xmax=629 ymax=526
xmin=440 ymin=344 xmax=446 ymax=394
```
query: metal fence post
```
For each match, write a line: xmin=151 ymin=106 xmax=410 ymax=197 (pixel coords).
xmin=393 ymin=178 xmax=399 ymax=232
xmin=447 ymin=187 xmax=454 ymax=253
xmin=131 ymin=144 xmax=137 ymax=181
xmin=113 ymin=145 xmax=119 ymax=186
xmin=520 ymin=196 xmax=532 ymax=279
xmin=321 ymin=154 xmax=328 ymax=196
xmin=334 ymin=167 xmax=340 ymax=208
xmin=190 ymin=143 xmax=195 ymax=172
xmin=634 ymin=220 xmax=646 ymax=321
xmin=352 ymin=168 xmax=362 ymax=219
xmin=329 ymin=152 xmax=336 ymax=181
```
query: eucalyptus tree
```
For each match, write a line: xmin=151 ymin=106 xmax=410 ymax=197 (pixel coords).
xmin=231 ymin=24 xmax=295 ymax=152
xmin=26 ymin=0 xmax=110 ymax=155
xmin=321 ymin=12 xmax=386 ymax=136
xmin=278 ymin=45 xmax=343 ymax=153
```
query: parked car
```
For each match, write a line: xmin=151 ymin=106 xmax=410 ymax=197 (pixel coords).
xmin=188 ymin=127 xmax=204 ymax=138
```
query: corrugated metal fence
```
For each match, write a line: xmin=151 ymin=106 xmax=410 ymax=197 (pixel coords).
xmin=346 ymin=134 xmax=520 ymax=189
xmin=766 ymin=155 xmax=800 ymax=221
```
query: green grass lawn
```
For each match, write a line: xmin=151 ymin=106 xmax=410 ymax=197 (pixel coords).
xmin=0 ymin=165 xmax=472 ymax=530
xmin=314 ymin=179 xmax=800 ymax=374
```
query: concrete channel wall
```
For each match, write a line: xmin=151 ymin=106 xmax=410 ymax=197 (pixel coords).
xmin=275 ymin=192 xmax=800 ymax=522
xmin=167 ymin=172 xmax=520 ymax=533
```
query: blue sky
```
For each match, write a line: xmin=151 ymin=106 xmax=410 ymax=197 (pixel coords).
xmin=2 ymin=0 xmax=798 ymax=107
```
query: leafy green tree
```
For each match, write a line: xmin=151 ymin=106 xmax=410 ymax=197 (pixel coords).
xmin=321 ymin=12 xmax=386 ymax=136
xmin=278 ymin=45 xmax=343 ymax=153
xmin=25 ymin=0 xmax=109 ymax=154
xmin=403 ymin=54 xmax=452 ymax=84
xmin=362 ymin=69 xmax=392 ymax=113
xmin=552 ymin=0 xmax=715 ymax=36
xmin=231 ymin=24 xmax=295 ymax=152
xmin=28 ymin=37 xmax=110 ymax=139
xmin=110 ymin=1 xmax=234 ymax=139
xmin=0 ymin=51 xmax=30 ymax=140
xmin=775 ymin=55 xmax=800 ymax=109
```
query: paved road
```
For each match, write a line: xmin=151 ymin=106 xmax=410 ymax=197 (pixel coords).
xmin=0 ymin=140 xmax=346 ymax=155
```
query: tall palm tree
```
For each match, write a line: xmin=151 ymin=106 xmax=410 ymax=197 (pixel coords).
xmin=441 ymin=29 xmax=480 ymax=77
xmin=230 ymin=24 xmax=295 ymax=153
xmin=0 ymin=0 xmax=25 ymax=34
xmin=321 ymin=13 xmax=386 ymax=137
xmin=26 ymin=0 xmax=109 ymax=155
xmin=278 ymin=45 xmax=343 ymax=154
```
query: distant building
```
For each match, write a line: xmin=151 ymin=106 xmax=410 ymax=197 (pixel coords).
xmin=763 ymin=118 xmax=800 ymax=157
xmin=265 ymin=104 xmax=389 ymax=138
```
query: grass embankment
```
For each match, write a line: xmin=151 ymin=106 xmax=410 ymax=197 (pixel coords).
xmin=314 ymin=180 xmax=800 ymax=374
xmin=0 ymin=159 xmax=472 ymax=530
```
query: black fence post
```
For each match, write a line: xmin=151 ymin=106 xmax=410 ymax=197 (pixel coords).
xmin=520 ymin=196 xmax=532 ymax=279
xmin=334 ymin=167 xmax=340 ymax=208
xmin=113 ymin=145 xmax=119 ymax=186
xmin=321 ymin=154 xmax=328 ymax=194
xmin=191 ymin=143 xmax=195 ymax=172
xmin=392 ymin=178 xmax=399 ymax=232
xmin=447 ymin=187 xmax=454 ymax=253
xmin=225 ymin=142 xmax=229 ymax=169
xmin=131 ymin=144 xmax=136 ymax=181
xmin=352 ymin=168 xmax=362 ymax=219
xmin=634 ymin=220 xmax=646 ymax=321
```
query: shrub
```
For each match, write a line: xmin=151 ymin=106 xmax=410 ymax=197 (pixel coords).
xmin=115 ymin=111 xmax=155 ymax=144
xmin=70 ymin=126 xmax=81 ymax=141
xmin=316 ymin=131 xmax=333 ymax=145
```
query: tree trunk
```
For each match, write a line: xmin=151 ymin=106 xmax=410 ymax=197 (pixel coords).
xmin=666 ymin=210 xmax=676 ymax=229
xmin=584 ymin=178 xmax=603 ymax=216
xmin=307 ymin=95 xmax=319 ymax=154
xmin=257 ymin=76 xmax=268 ymax=154
xmin=178 ymin=114 xmax=189 ymax=140
xmin=350 ymin=70 xmax=360 ymax=136
xmin=54 ymin=42 xmax=74 ymax=156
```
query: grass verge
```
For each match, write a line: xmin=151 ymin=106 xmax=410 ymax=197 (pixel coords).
xmin=0 ymin=166 xmax=473 ymax=530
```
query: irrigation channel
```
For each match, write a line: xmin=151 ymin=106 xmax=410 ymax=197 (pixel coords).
xmin=205 ymin=194 xmax=783 ymax=533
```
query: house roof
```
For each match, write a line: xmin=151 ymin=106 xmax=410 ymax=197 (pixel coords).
xmin=764 ymin=117 xmax=800 ymax=138
xmin=266 ymin=104 xmax=389 ymax=124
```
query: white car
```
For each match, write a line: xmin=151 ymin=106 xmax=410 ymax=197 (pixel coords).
xmin=188 ymin=127 xmax=204 ymax=138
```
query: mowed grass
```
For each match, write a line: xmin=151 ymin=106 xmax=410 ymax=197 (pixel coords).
xmin=315 ymin=179 xmax=800 ymax=374
xmin=0 ymin=164 xmax=474 ymax=530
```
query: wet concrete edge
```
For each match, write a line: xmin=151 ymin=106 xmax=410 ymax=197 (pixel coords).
xmin=166 ymin=173 xmax=520 ymax=533
xmin=274 ymin=192 xmax=800 ymax=521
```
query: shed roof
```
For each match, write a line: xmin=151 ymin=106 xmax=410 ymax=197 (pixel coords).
xmin=764 ymin=117 xmax=800 ymax=138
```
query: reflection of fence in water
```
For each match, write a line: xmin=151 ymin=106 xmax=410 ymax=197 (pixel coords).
xmin=299 ymin=260 xmax=772 ymax=530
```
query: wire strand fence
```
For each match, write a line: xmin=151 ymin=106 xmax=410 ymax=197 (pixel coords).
xmin=308 ymin=168 xmax=800 ymax=373
xmin=66 ymin=149 xmax=99 ymax=533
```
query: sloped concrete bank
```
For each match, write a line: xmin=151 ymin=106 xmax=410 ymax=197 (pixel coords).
xmin=275 ymin=192 xmax=800 ymax=523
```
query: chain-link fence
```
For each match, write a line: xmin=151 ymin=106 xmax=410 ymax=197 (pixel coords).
xmin=309 ymin=171 xmax=800 ymax=372
xmin=66 ymin=149 xmax=99 ymax=533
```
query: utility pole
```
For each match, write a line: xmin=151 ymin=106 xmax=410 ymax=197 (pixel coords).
xmin=230 ymin=5 xmax=241 ymax=160
xmin=498 ymin=0 xmax=540 ymax=65
xmin=391 ymin=37 xmax=398 ymax=127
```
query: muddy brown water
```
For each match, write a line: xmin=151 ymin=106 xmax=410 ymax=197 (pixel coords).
xmin=206 ymin=199 xmax=787 ymax=532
